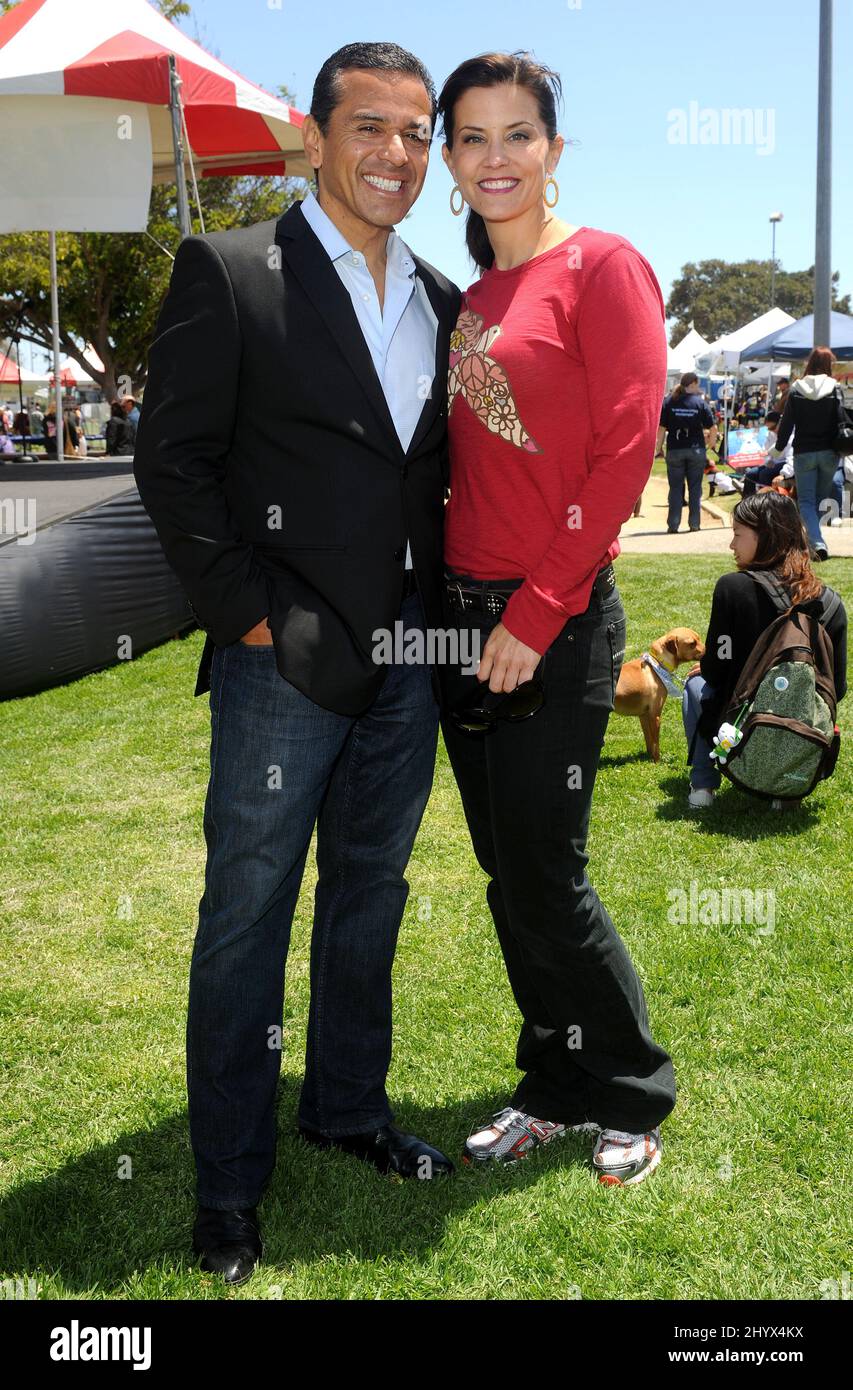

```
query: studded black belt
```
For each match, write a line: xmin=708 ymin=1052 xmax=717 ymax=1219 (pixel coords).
xmin=445 ymin=564 xmax=615 ymax=618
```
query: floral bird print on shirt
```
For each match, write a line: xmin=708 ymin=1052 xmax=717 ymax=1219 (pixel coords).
xmin=448 ymin=307 xmax=541 ymax=453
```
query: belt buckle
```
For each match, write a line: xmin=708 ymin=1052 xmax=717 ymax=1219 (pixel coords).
xmin=448 ymin=580 xmax=467 ymax=612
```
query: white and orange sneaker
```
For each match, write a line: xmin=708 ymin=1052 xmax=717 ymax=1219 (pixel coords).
xmin=463 ymin=1107 xmax=601 ymax=1166
xmin=593 ymin=1127 xmax=662 ymax=1187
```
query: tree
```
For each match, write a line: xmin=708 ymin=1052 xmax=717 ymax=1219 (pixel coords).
xmin=0 ymin=0 xmax=305 ymax=396
xmin=666 ymin=259 xmax=850 ymax=345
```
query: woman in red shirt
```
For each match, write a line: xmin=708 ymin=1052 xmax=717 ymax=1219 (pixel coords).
xmin=438 ymin=53 xmax=675 ymax=1186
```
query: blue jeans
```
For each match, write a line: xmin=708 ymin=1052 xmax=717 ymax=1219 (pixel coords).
xmin=741 ymin=462 xmax=779 ymax=496
xmin=666 ymin=447 xmax=707 ymax=530
xmin=794 ymin=449 xmax=839 ymax=551
xmin=682 ymin=674 xmax=721 ymax=791
xmin=187 ymin=592 xmax=439 ymax=1209
xmin=832 ymin=462 xmax=845 ymax=514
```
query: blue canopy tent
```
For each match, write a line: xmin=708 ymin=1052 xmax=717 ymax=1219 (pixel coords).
xmin=738 ymin=311 xmax=853 ymax=361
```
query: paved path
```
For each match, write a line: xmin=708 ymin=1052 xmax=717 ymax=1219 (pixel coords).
xmin=3 ymin=456 xmax=852 ymax=556
xmin=0 ymin=458 xmax=136 ymax=531
xmin=618 ymin=473 xmax=853 ymax=556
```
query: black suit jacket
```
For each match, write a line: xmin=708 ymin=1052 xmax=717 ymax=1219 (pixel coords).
xmin=134 ymin=201 xmax=461 ymax=715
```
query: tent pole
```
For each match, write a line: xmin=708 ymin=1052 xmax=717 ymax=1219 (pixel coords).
xmin=169 ymin=55 xmax=192 ymax=240
xmin=49 ymin=231 xmax=63 ymax=464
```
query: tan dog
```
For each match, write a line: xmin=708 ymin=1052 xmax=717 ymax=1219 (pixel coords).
xmin=614 ymin=628 xmax=705 ymax=762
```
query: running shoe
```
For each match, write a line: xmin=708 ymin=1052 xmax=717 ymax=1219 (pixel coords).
xmin=464 ymin=1107 xmax=569 ymax=1166
xmin=593 ymin=1127 xmax=662 ymax=1187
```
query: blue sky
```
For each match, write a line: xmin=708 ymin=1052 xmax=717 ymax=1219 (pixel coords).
xmin=176 ymin=0 xmax=852 ymax=333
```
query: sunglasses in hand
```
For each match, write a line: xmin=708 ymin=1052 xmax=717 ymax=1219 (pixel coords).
xmin=448 ymin=676 xmax=545 ymax=735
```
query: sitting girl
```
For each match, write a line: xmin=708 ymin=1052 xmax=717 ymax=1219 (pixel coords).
xmin=682 ymin=491 xmax=847 ymax=808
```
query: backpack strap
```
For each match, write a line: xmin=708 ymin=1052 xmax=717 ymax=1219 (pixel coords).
xmin=745 ymin=568 xmax=792 ymax=615
xmin=820 ymin=585 xmax=842 ymax=627
xmin=748 ymin=569 xmax=842 ymax=628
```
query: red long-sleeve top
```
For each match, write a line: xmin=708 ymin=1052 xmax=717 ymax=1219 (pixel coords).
xmin=444 ymin=229 xmax=668 ymax=654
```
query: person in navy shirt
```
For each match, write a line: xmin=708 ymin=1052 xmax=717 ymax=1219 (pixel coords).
xmin=657 ymin=372 xmax=717 ymax=532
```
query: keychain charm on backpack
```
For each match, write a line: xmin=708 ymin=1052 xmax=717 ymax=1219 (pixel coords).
xmin=711 ymin=721 xmax=743 ymax=765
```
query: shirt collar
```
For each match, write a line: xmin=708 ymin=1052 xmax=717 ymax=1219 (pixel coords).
xmin=300 ymin=190 xmax=416 ymax=280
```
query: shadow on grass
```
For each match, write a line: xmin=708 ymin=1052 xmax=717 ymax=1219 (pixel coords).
xmin=0 ymin=1087 xmax=599 ymax=1296
xmin=598 ymin=749 xmax=651 ymax=769
xmin=653 ymin=775 xmax=820 ymax=837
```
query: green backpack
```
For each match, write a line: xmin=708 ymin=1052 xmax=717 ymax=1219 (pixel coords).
xmin=717 ymin=571 xmax=842 ymax=802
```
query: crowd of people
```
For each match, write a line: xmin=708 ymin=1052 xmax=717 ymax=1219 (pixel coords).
xmin=659 ymin=347 xmax=850 ymax=559
xmin=0 ymin=394 xmax=140 ymax=459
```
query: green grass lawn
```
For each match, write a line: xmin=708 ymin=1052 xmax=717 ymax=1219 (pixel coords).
xmin=1 ymin=555 xmax=851 ymax=1301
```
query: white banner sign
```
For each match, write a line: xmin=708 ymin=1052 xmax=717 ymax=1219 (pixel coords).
xmin=0 ymin=95 xmax=152 ymax=232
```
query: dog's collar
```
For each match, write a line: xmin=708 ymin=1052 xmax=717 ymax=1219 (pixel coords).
xmin=642 ymin=652 xmax=684 ymax=697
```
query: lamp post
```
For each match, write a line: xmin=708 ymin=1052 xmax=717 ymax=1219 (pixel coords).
xmin=769 ymin=212 xmax=783 ymax=308
xmin=814 ymin=0 xmax=832 ymax=346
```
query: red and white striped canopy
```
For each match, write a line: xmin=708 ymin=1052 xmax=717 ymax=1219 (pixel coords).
xmin=0 ymin=0 xmax=310 ymax=181
xmin=0 ymin=353 xmax=22 ymax=384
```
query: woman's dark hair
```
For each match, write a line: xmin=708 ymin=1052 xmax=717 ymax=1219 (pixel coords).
xmin=803 ymin=345 xmax=836 ymax=376
xmin=110 ymin=401 xmax=124 ymax=419
xmin=437 ymin=52 xmax=563 ymax=272
xmin=732 ymin=491 xmax=822 ymax=603
xmin=310 ymin=42 xmax=437 ymax=138
xmin=671 ymin=371 xmax=698 ymax=402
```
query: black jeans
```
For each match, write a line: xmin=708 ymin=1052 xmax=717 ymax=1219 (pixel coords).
xmin=441 ymin=576 xmax=676 ymax=1132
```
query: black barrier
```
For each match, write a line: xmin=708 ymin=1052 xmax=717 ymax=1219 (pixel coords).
xmin=0 ymin=487 xmax=194 ymax=700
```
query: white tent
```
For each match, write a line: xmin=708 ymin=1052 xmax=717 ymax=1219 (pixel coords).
xmin=0 ymin=0 xmax=309 ymax=458
xmin=740 ymin=361 xmax=792 ymax=385
xmin=694 ymin=308 xmax=796 ymax=376
xmin=667 ymin=326 xmax=710 ymax=381
xmin=668 ymin=326 xmax=711 ymax=371
xmin=0 ymin=0 xmax=310 ymax=203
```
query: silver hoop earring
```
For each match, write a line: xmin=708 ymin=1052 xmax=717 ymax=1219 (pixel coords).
xmin=450 ymin=185 xmax=465 ymax=216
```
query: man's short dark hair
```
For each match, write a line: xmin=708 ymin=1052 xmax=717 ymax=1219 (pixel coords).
xmin=310 ymin=42 xmax=437 ymax=137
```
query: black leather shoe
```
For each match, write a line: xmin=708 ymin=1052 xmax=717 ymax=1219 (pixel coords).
xmin=192 ymin=1205 xmax=262 ymax=1285
xmin=298 ymin=1123 xmax=454 ymax=1179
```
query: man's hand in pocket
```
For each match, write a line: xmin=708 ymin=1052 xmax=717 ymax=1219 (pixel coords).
xmin=240 ymin=616 xmax=274 ymax=646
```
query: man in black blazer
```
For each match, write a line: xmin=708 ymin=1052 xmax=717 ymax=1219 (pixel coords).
xmin=134 ymin=41 xmax=461 ymax=1284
